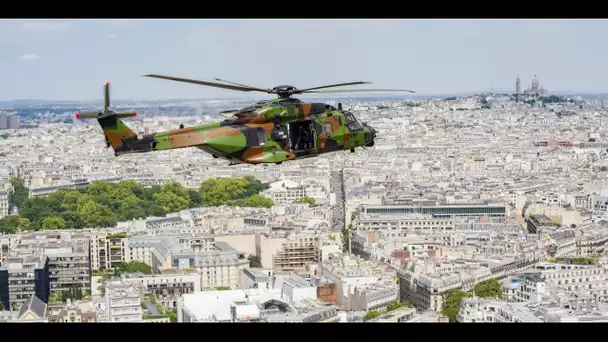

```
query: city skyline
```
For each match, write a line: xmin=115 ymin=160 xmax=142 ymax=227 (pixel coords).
xmin=1 ymin=19 xmax=608 ymax=101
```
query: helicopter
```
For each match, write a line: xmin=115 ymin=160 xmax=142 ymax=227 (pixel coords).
xmin=75 ymin=75 xmax=414 ymax=165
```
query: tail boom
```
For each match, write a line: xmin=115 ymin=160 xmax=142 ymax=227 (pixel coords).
xmin=76 ymin=111 xmax=147 ymax=155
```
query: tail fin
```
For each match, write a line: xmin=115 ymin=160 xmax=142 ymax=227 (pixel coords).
xmin=75 ymin=82 xmax=148 ymax=156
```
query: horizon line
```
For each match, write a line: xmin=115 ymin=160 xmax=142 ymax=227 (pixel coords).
xmin=0 ymin=90 xmax=602 ymax=104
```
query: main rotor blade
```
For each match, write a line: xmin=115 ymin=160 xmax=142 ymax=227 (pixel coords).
xmin=295 ymin=81 xmax=372 ymax=93
xmin=143 ymin=74 xmax=262 ymax=93
xmin=214 ymin=78 xmax=271 ymax=93
xmin=302 ymin=88 xmax=416 ymax=94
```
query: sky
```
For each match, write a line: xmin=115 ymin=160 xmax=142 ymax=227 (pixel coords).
xmin=0 ymin=19 xmax=607 ymax=101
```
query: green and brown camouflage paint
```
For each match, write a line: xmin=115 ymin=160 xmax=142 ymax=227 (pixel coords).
xmin=82 ymin=96 xmax=375 ymax=165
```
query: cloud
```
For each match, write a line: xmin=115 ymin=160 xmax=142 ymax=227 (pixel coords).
xmin=110 ymin=19 xmax=137 ymax=29
xmin=16 ymin=21 xmax=70 ymax=34
xmin=20 ymin=53 xmax=43 ymax=61
xmin=105 ymin=33 xmax=118 ymax=39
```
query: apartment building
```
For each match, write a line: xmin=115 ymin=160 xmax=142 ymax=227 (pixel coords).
xmin=588 ymin=194 xmax=608 ymax=217
xmin=458 ymin=297 xmax=543 ymax=323
xmin=315 ymin=256 xmax=398 ymax=311
xmin=577 ymin=233 xmax=608 ymax=256
xmin=274 ymin=236 xmax=316 ymax=275
xmin=0 ymin=237 xmax=9 ymax=262
xmin=172 ymin=248 xmax=248 ymax=290
xmin=255 ymin=232 xmax=316 ymax=276
xmin=238 ymin=268 xmax=273 ymax=290
xmin=244 ymin=215 xmax=268 ymax=229
xmin=501 ymin=272 xmax=546 ymax=302
xmin=262 ymin=180 xmax=307 ymax=205
xmin=104 ymin=279 xmax=144 ymax=322
xmin=123 ymin=236 xmax=181 ymax=272
xmin=47 ymin=300 xmax=101 ymax=322
xmin=534 ymin=262 xmax=608 ymax=302
xmin=354 ymin=214 xmax=455 ymax=231
xmin=0 ymin=181 xmax=13 ymax=219
xmin=0 ymin=253 xmax=50 ymax=311
xmin=16 ymin=232 xmax=91 ymax=293
xmin=280 ymin=275 xmax=317 ymax=307
xmin=143 ymin=216 xmax=188 ymax=232
xmin=526 ymin=213 xmax=559 ymax=234
xmin=314 ymin=236 xmax=341 ymax=263
xmin=0 ymin=113 xmax=18 ymax=130
xmin=397 ymin=263 xmax=493 ymax=312
xmin=90 ymin=233 xmax=126 ymax=270
xmin=178 ymin=235 xmax=215 ymax=252
xmin=121 ymin=270 xmax=201 ymax=309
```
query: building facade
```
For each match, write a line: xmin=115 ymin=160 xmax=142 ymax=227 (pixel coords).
xmin=0 ymin=253 xmax=50 ymax=311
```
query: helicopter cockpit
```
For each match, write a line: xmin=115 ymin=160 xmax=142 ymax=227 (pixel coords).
xmin=343 ymin=111 xmax=364 ymax=131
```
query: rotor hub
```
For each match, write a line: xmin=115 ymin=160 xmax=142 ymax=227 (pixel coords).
xmin=272 ymin=85 xmax=298 ymax=99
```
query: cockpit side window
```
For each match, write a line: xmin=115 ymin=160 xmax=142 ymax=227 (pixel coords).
xmin=257 ymin=128 xmax=267 ymax=146
xmin=344 ymin=111 xmax=363 ymax=131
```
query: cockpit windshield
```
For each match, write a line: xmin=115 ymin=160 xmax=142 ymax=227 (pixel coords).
xmin=344 ymin=111 xmax=363 ymax=131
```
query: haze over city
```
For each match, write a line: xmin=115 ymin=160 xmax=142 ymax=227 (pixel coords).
xmin=1 ymin=19 xmax=608 ymax=101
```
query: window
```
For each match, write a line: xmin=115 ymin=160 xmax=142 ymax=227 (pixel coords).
xmin=322 ymin=122 xmax=333 ymax=137
xmin=344 ymin=112 xmax=363 ymax=131
xmin=257 ymin=128 xmax=266 ymax=146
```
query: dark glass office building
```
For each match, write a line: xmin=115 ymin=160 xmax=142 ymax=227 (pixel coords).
xmin=0 ymin=254 xmax=50 ymax=311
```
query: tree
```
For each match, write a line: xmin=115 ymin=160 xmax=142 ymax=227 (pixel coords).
xmin=441 ymin=290 xmax=471 ymax=322
xmin=247 ymin=255 xmax=262 ymax=268
xmin=87 ymin=181 xmax=111 ymax=197
xmin=293 ymin=196 xmax=316 ymax=207
xmin=386 ymin=301 xmax=412 ymax=311
xmin=41 ymin=216 xmax=68 ymax=231
xmin=232 ymin=194 xmax=273 ymax=208
xmin=79 ymin=200 xmax=117 ymax=227
xmin=200 ymin=178 xmax=249 ymax=205
xmin=363 ymin=310 xmax=382 ymax=321
xmin=188 ymin=189 xmax=203 ymax=207
xmin=199 ymin=177 xmax=272 ymax=207
xmin=243 ymin=176 xmax=269 ymax=197
xmin=151 ymin=182 xmax=191 ymax=213
xmin=0 ymin=215 xmax=30 ymax=234
xmin=153 ymin=190 xmax=190 ymax=213
xmin=342 ymin=226 xmax=352 ymax=253
xmin=9 ymin=178 xmax=29 ymax=209
xmin=2 ymin=178 xmax=272 ymax=234
xmin=121 ymin=262 xmax=152 ymax=275
xmin=473 ymin=279 xmax=502 ymax=299
xmin=20 ymin=198 xmax=54 ymax=224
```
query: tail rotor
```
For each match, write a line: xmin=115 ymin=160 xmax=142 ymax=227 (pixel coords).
xmin=75 ymin=82 xmax=137 ymax=120
xmin=104 ymin=82 xmax=110 ymax=112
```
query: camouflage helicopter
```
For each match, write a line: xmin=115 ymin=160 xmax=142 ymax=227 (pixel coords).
xmin=75 ymin=75 xmax=414 ymax=165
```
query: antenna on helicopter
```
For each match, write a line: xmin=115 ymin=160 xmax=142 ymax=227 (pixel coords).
xmin=338 ymin=103 xmax=343 ymax=110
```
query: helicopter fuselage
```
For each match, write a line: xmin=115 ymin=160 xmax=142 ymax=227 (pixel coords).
xmin=104 ymin=99 xmax=376 ymax=165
